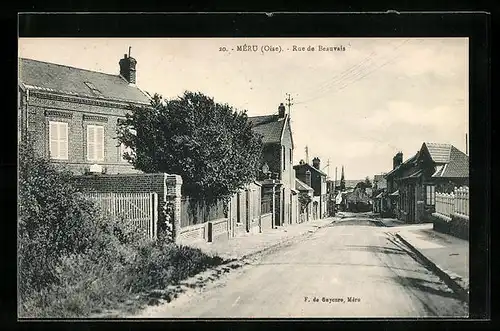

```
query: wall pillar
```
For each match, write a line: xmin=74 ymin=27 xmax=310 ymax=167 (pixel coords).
xmin=164 ymin=174 xmax=183 ymax=243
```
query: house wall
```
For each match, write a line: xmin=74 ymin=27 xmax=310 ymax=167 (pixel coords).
xmin=259 ymin=119 xmax=294 ymax=226
xmin=23 ymin=90 xmax=145 ymax=175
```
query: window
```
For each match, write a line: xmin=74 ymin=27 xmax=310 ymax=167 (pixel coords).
xmin=282 ymin=146 xmax=286 ymax=170
xmin=84 ymin=81 xmax=102 ymax=96
xmin=426 ymin=185 xmax=436 ymax=205
xmin=87 ymin=125 xmax=104 ymax=162
xmin=48 ymin=121 xmax=68 ymax=160
xmin=289 ymin=148 xmax=292 ymax=164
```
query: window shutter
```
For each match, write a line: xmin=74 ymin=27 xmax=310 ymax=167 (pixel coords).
xmin=49 ymin=122 xmax=58 ymax=159
xmin=59 ymin=122 xmax=68 ymax=159
xmin=96 ymin=126 xmax=104 ymax=161
xmin=87 ymin=126 xmax=95 ymax=161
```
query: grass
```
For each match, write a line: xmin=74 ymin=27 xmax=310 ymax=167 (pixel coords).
xmin=19 ymin=241 xmax=225 ymax=318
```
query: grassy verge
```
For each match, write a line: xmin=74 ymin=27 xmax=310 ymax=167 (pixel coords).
xmin=19 ymin=241 xmax=224 ymax=318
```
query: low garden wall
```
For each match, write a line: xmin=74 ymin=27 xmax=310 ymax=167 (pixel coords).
xmin=432 ymin=212 xmax=469 ymax=240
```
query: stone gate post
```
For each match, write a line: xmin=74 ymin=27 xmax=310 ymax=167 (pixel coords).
xmin=164 ymin=174 xmax=183 ymax=242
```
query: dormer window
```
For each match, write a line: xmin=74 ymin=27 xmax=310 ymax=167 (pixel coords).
xmin=84 ymin=81 xmax=102 ymax=96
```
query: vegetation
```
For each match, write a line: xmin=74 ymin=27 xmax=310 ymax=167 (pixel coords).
xmin=117 ymin=91 xmax=263 ymax=201
xmin=18 ymin=143 xmax=224 ymax=318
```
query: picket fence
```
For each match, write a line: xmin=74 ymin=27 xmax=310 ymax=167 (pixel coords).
xmin=84 ymin=192 xmax=158 ymax=239
xmin=435 ymin=186 xmax=469 ymax=219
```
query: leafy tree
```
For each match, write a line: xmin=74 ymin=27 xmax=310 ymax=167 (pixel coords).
xmin=117 ymin=91 xmax=263 ymax=201
xmin=364 ymin=176 xmax=372 ymax=188
xmin=298 ymin=192 xmax=312 ymax=212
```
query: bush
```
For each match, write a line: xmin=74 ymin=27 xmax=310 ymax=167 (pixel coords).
xmin=18 ymin=142 xmax=225 ymax=318
xmin=127 ymin=242 xmax=224 ymax=292
xmin=18 ymin=143 xmax=102 ymax=297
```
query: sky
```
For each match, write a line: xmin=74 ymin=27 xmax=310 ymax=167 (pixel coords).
xmin=18 ymin=37 xmax=468 ymax=180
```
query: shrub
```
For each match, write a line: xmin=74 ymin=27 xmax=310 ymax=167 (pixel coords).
xmin=127 ymin=242 xmax=224 ymax=292
xmin=19 ymin=253 xmax=132 ymax=318
xmin=18 ymin=143 xmax=102 ymax=297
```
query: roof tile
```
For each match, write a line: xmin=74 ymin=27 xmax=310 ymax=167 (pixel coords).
xmin=19 ymin=58 xmax=151 ymax=104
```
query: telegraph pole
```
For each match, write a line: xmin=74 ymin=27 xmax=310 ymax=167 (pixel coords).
xmin=285 ymin=93 xmax=294 ymax=117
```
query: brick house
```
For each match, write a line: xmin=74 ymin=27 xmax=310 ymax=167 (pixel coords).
xmin=249 ymin=103 xmax=296 ymax=227
xmin=294 ymin=158 xmax=328 ymax=220
xmin=18 ymin=52 xmax=151 ymax=175
xmin=384 ymin=142 xmax=469 ymax=223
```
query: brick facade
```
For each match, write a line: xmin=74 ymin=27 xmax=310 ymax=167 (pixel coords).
xmin=22 ymin=90 xmax=145 ymax=175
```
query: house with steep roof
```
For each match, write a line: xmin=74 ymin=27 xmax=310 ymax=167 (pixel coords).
xmin=248 ymin=103 xmax=296 ymax=227
xmin=384 ymin=142 xmax=469 ymax=223
xmin=18 ymin=51 xmax=151 ymax=175
xmin=293 ymin=158 xmax=328 ymax=220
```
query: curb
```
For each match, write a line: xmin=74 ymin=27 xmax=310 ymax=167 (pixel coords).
xmin=395 ymin=233 xmax=469 ymax=304
xmin=239 ymin=221 xmax=331 ymax=261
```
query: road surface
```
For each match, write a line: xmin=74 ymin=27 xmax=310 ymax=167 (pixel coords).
xmin=136 ymin=217 xmax=469 ymax=318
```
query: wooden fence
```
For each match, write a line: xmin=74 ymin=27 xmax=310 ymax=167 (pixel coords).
xmin=435 ymin=186 xmax=469 ymax=219
xmin=84 ymin=192 xmax=158 ymax=239
xmin=180 ymin=197 xmax=227 ymax=228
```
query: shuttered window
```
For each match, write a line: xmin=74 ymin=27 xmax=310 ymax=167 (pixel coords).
xmin=48 ymin=121 xmax=68 ymax=160
xmin=87 ymin=125 xmax=104 ymax=162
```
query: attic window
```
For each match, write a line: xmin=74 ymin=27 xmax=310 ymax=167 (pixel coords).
xmin=84 ymin=81 xmax=102 ymax=96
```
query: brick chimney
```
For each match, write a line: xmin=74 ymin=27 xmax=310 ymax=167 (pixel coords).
xmin=312 ymin=157 xmax=320 ymax=170
xmin=278 ymin=103 xmax=286 ymax=118
xmin=393 ymin=152 xmax=403 ymax=169
xmin=119 ymin=48 xmax=137 ymax=84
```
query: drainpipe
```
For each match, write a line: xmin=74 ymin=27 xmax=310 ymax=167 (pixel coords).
xmin=271 ymin=180 xmax=276 ymax=229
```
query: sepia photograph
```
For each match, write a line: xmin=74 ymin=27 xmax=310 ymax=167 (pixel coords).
xmin=18 ymin=36 xmax=470 ymax=319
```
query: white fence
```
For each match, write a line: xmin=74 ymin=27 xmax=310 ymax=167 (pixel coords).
xmin=84 ymin=192 xmax=158 ymax=239
xmin=435 ymin=186 xmax=469 ymax=220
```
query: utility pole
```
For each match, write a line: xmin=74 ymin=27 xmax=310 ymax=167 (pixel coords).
xmin=305 ymin=145 xmax=309 ymax=164
xmin=285 ymin=93 xmax=294 ymax=117
xmin=335 ymin=166 xmax=338 ymax=192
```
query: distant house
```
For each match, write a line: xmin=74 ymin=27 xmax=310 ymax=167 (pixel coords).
xmin=249 ymin=103 xmax=296 ymax=227
xmin=294 ymin=158 xmax=328 ymax=220
xmin=344 ymin=187 xmax=372 ymax=212
xmin=372 ymin=173 xmax=388 ymax=215
xmin=384 ymin=142 xmax=469 ymax=223
xmin=295 ymin=178 xmax=314 ymax=222
xmin=18 ymin=52 xmax=151 ymax=175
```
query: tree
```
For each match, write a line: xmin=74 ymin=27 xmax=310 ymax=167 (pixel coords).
xmin=364 ymin=176 xmax=372 ymax=188
xmin=298 ymin=192 xmax=312 ymax=212
xmin=117 ymin=91 xmax=263 ymax=201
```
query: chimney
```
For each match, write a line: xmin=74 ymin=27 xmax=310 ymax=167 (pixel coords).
xmin=119 ymin=49 xmax=137 ymax=84
xmin=393 ymin=152 xmax=403 ymax=169
xmin=312 ymin=157 xmax=320 ymax=170
xmin=305 ymin=169 xmax=311 ymax=187
xmin=299 ymin=159 xmax=305 ymax=165
xmin=278 ymin=103 xmax=286 ymax=118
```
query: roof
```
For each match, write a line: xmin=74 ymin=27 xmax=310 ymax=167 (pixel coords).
xmin=19 ymin=58 xmax=151 ymax=105
xmin=295 ymin=178 xmax=314 ymax=192
xmin=375 ymin=192 xmax=384 ymax=199
xmin=390 ymin=190 xmax=399 ymax=196
xmin=431 ymin=145 xmax=469 ymax=178
xmin=424 ymin=142 xmax=452 ymax=163
xmin=248 ymin=113 xmax=294 ymax=147
xmin=399 ymin=169 xmax=423 ymax=180
xmin=293 ymin=163 xmax=328 ymax=177
xmin=384 ymin=152 xmax=419 ymax=178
